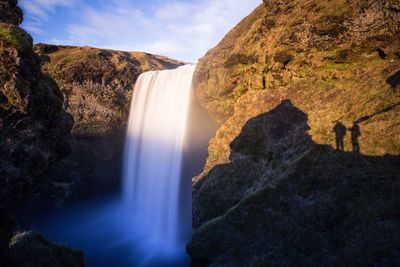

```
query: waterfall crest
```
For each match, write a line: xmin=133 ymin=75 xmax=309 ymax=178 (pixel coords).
xmin=123 ymin=64 xmax=195 ymax=252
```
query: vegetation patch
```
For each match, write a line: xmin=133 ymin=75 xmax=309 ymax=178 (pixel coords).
xmin=0 ymin=24 xmax=32 ymax=50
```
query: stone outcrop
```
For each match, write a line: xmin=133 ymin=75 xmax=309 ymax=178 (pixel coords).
xmin=29 ymin=44 xmax=185 ymax=207
xmin=190 ymin=0 xmax=400 ymax=265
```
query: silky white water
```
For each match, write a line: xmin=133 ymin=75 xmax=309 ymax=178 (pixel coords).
xmin=122 ymin=64 xmax=195 ymax=254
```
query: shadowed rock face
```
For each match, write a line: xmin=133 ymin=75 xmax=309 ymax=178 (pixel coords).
xmin=387 ymin=70 xmax=400 ymax=88
xmin=0 ymin=5 xmax=73 ymax=210
xmin=193 ymin=101 xmax=312 ymax=228
xmin=230 ymin=100 xmax=310 ymax=160
xmin=189 ymin=101 xmax=400 ymax=266
xmin=0 ymin=1 xmax=83 ymax=266
xmin=0 ymin=0 xmax=22 ymax=25
xmin=190 ymin=0 xmax=400 ymax=265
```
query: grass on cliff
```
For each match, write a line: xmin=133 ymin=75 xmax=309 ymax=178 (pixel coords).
xmin=0 ymin=25 xmax=32 ymax=51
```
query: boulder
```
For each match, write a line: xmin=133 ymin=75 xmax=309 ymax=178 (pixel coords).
xmin=5 ymin=232 xmax=84 ymax=267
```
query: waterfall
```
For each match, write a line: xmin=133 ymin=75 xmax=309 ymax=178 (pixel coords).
xmin=122 ymin=64 xmax=195 ymax=253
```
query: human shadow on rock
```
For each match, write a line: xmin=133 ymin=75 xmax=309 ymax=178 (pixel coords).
xmin=190 ymin=100 xmax=400 ymax=267
xmin=193 ymin=100 xmax=314 ymax=228
xmin=332 ymin=121 xmax=346 ymax=151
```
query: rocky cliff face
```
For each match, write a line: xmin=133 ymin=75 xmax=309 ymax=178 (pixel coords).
xmin=194 ymin=0 xmax=400 ymax=175
xmin=0 ymin=0 xmax=22 ymax=25
xmin=189 ymin=0 xmax=400 ymax=266
xmin=33 ymin=44 xmax=185 ymax=131
xmin=0 ymin=2 xmax=73 ymax=210
xmin=29 ymin=44 xmax=184 ymax=207
xmin=0 ymin=1 xmax=83 ymax=265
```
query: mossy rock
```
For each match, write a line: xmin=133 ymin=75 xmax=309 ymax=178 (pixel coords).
xmin=0 ymin=23 xmax=32 ymax=50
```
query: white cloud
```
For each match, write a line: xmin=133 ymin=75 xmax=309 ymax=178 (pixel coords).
xmin=23 ymin=24 xmax=46 ymax=35
xmin=20 ymin=0 xmax=262 ymax=62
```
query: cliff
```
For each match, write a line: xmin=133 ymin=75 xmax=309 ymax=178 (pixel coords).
xmin=189 ymin=0 xmax=400 ymax=266
xmin=0 ymin=2 xmax=73 ymax=210
xmin=194 ymin=0 xmax=400 ymax=175
xmin=33 ymin=44 xmax=185 ymax=132
xmin=0 ymin=0 xmax=83 ymax=265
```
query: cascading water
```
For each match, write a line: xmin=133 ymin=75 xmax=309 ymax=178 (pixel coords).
xmin=122 ymin=64 xmax=196 ymax=254
xmin=27 ymin=65 xmax=196 ymax=267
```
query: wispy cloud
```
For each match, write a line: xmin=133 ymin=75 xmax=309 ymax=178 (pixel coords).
xmin=20 ymin=0 xmax=77 ymax=36
xmin=21 ymin=0 xmax=77 ymax=21
xmin=21 ymin=0 xmax=262 ymax=62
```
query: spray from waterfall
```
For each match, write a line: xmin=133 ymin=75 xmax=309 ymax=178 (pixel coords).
xmin=122 ymin=64 xmax=196 ymax=253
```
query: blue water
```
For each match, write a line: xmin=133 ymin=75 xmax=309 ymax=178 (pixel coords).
xmin=27 ymin=196 xmax=190 ymax=267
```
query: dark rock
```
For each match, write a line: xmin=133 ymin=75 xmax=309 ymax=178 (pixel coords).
xmin=334 ymin=49 xmax=352 ymax=63
xmin=0 ymin=210 xmax=15 ymax=255
xmin=33 ymin=43 xmax=60 ymax=54
xmin=273 ymin=52 xmax=293 ymax=67
xmin=0 ymin=7 xmax=72 ymax=210
xmin=0 ymin=0 xmax=23 ymax=25
xmin=377 ymin=48 xmax=388 ymax=59
xmin=387 ymin=70 xmax=400 ymax=88
xmin=5 ymin=232 xmax=84 ymax=267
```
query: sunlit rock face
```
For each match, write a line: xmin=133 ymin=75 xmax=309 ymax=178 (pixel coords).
xmin=190 ymin=0 xmax=400 ymax=265
xmin=194 ymin=0 xmax=400 ymax=175
xmin=34 ymin=44 xmax=185 ymax=131
xmin=29 ymin=44 xmax=185 ymax=207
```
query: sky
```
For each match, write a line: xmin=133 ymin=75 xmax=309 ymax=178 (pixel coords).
xmin=20 ymin=0 xmax=262 ymax=62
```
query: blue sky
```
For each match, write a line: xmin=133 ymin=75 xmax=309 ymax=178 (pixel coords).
xmin=20 ymin=0 xmax=261 ymax=62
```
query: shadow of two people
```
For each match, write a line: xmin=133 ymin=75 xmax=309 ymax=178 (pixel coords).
xmin=333 ymin=121 xmax=361 ymax=154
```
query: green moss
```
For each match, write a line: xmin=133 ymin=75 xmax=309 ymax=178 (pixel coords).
xmin=0 ymin=25 xmax=32 ymax=50
xmin=237 ymin=63 xmax=252 ymax=73
xmin=324 ymin=49 xmax=338 ymax=60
